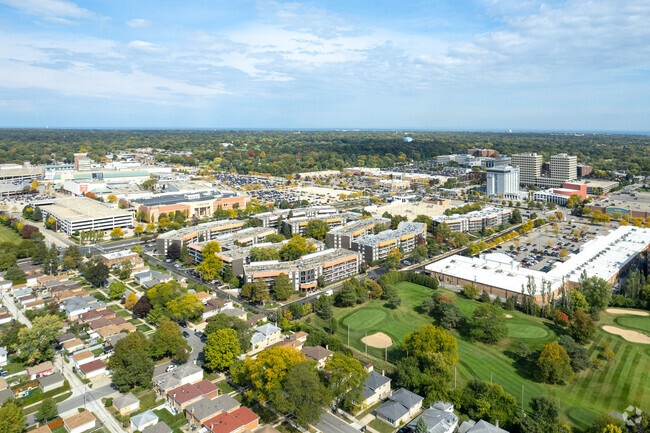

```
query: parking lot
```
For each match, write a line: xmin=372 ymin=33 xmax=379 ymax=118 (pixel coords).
xmin=494 ymin=221 xmax=613 ymax=273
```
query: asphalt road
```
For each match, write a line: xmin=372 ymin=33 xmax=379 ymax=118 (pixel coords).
xmin=316 ymin=412 xmax=361 ymax=433
xmin=26 ymin=384 xmax=117 ymax=426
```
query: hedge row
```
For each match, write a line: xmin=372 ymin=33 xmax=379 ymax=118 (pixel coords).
xmin=377 ymin=272 xmax=438 ymax=290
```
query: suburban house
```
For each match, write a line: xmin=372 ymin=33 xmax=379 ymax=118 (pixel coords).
xmin=38 ymin=373 xmax=65 ymax=392
xmin=100 ymin=250 xmax=144 ymax=268
xmin=63 ymin=410 xmax=97 ymax=433
xmin=62 ymin=338 xmax=85 ymax=352
xmin=166 ymin=379 xmax=220 ymax=413
xmin=153 ymin=363 xmax=203 ymax=396
xmin=246 ymin=314 xmax=267 ymax=326
xmin=193 ymin=291 xmax=214 ymax=305
xmin=133 ymin=270 xmax=173 ymax=288
xmin=250 ymin=323 xmax=282 ymax=350
xmin=406 ymin=403 xmax=459 ymax=433
xmin=142 ymin=423 xmax=172 ymax=433
xmin=131 ymin=409 xmax=160 ymax=431
xmin=61 ymin=296 xmax=107 ymax=320
xmin=55 ymin=332 xmax=76 ymax=345
xmin=220 ymin=308 xmax=247 ymax=321
xmin=0 ymin=280 xmax=11 ymax=290
xmin=78 ymin=359 xmax=107 ymax=379
xmin=459 ymin=420 xmax=510 ymax=433
xmin=0 ymin=347 xmax=7 ymax=366
xmin=203 ymin=406 xmax=259 ymax=433
xmin=78 ymin=308 xmax=115 ymax=323
xmin=25 ymin=299 xmax=45 ymax=310
xmin=362 ymin=369 xmax=392 ymax=408
xmin=185 ymin=394 xmax=240 ymax=428
xmin=113 ymin=392 xmax=140 ymax=415
xmin=0 ymin=312 xmax=12 ymax=326
xmin=71 ymin=350 xmax=95 ymax=367
xmin=301 ymin=345 xmax=333 ymax=370
xmin=104 ymin=332 xmax=127 ymax=352
xmin=375 ymin=388 xmax=424 ymax=427
xmin=26 ymin=361 xmax=54 ymax=380
xmin=31 ymin=425 xmax=52 ymax=433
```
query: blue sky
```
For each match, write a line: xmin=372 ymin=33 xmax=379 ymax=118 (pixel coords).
xmin=1 ymin=0 xmax=649 ymax=131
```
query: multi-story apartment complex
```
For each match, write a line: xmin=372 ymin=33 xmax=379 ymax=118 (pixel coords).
xmin=242 ymin=248 xmax=361 ymax=291
xmin=486 ymin=165 xmax=520 ymax=197
xmin=327 ymin=217 xmax=390 ymax=250
xmin=430 ymin=207 xmax=513 ymax=233
xmin=156 ymin=219 xmax=245 ymax=255
xmin=282 ymin=215 xmax=346 ymax=237
xmin=511 ymin=153 xmax=542 ymax=185
xmin=254 ymin=206 xmax=338 ymax=228
xmin=352 ymin=222 xmax=427 ymax=263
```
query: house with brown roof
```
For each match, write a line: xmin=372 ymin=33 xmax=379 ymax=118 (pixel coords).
xmin=185 ymin=394 xmax=240 ymax=428
xmin=25 ymin=299 xmax=45 ymax=310
xmin=26 ymin=361 xmax=54 ymax=380
xmin=166 ymin=379 xmax=219 ymax=412
xmin=31 ymin=425 xmax=52 ymax=433
xmin=79 ymin=359 xmax=107 ymax=379
xmin=193 ymin=291 xmax=213 ymax=304
xmin=203 ymin=406 xmax=259 ymax=433
xmin=63 ymin=410 xmax=97 ymax=433
xmin=301 ymin=345 xmax=333 ymax=370
xmin=96 ymin=322 xmax=137 ymax=339
xmin=63 ymin=338 xmax=84 ymax=352
xmin=71 ymin=350 xmax=95 ymax=367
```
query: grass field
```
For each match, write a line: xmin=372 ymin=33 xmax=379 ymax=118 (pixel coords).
xmin=0 ymin=225 xmax=21 ymax=243
xmin=309 ymin=282 xmax=650 ymax=429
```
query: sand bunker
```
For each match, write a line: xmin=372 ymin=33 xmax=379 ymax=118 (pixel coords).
xmin=605 ymin=308 xmax=649 ymax=317
xmin=361 ymin=332 xmax=393 ymax=349
xmin=602 ymin=326 xmax=650 ymax=344
xmin=505 ymin=314 xmax=513 ymax=318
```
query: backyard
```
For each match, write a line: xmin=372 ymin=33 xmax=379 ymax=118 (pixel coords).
xmin=308 ymin=281 xmax=650 ymax=429
xmin=0 ymin=224 xmax=21 ymax=243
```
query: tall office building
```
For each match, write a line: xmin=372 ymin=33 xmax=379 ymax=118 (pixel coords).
xmin=486 ymin=165 xmax=520 ymax=197
xmin=550 ymin=154 xmax=577 ymax=182
xmin=511 ymin=153 xmax=542 ymax=185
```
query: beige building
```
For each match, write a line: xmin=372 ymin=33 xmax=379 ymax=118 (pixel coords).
xmin=511 ymin=152 xmax=542 ymax=185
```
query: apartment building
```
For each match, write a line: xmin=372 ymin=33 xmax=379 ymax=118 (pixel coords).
xmin=486 ymin=165 xmax=520 ymax=197
xmin=327 ymin=217 xmax=390 ymax=249
xmin=352 ymin=222 xmax=427 ymax=263
xmin=550 ymin=154 xmax=577 ymax=183
xmin=254 ymin=206 xmax=338 ymax=228
xmin=511 ymin=153 xmax=542 ymax=185
xmin=431 ymin=207 xmax=513 ymax=233
xmin=281 ymin=215 xmax=346 ymax=237
xmin=156 ymin=219 xmax=245 ymax=255
xmin=242 ymin=248 xmax=361 ymax=291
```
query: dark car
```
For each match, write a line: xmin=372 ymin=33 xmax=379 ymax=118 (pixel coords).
xmin=182 ymin=331 xmax=190 ymax=338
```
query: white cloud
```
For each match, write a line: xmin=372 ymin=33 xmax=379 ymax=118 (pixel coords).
xmin=127 ymin=18 xmax=151 ymax=28
xmin=0 ymin=0 xmax=93 ymax=20
xmin=127 ymin=40 xmax=165 ymax=53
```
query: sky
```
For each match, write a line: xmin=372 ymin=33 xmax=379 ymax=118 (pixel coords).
xmin=0 ymin=0 xmax=649 ymax=131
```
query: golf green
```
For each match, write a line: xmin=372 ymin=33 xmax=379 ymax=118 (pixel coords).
xmin=506 ymin=320 xmax=551 ymax=340
xmin=614 ymin=316 xmax=650 ymax=334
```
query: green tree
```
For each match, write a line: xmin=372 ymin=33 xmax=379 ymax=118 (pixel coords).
xmin=455 ymin=379 xmax=517 ymax=425
xmin=42 ymin=244 xmax=59 ymax=275
xmin=569 ymin=290 xmax=589 ymax=312
xmin=304 ymin=219 xmax=330 ymax=241
xmin=30 ymin=241 xmax=47 ymax=264
xmin=250 ymin=247 xmax=280 ymax=262
xmin=150 ymin=318 xmax=185 ymax=359
xmin=241 ymin=280 xmax=270 ymax=304
xmin=83 ymin=258 xmax=109 ymax=287
xmin=411 ymin=245 xmax=428 ymax=262
xmin=273 ymin=273 xmax=293 ymax=301
xmin=462 ymin=284 xmax=478 ymax=299
xmin=335 ymin=282 xmax=358 ymax=307
xmin=275 ymin=361 xmax=329 ymax=426
xmin=0 ymin=401 xmax=26 ymax=433
xmin=415 ymin=417 xmax=428 ymax=433
xmin=36 ymin=396 xmax=58 ymax=421
xmin=119 ymin=260 xmax=134 ymax=280
xmin=204 ymin=313 xmax=253 ymax=352
xmin=107 ymin=331 xmax=155 ymax=392
xmin=510 ymin=209 xmax=522 ymax=224
xmin=580 ymin=274 xmax=612 ymax=313
xmin=536 ymin=342 xmax=574 ymax=384
xmin=166 ymin=293 xmax=205 ymax=321
xmin=279 ymin=235 xmax=315 ymax=261
xmin=4 ymin=267 xmax=25 ymax=283
xmin=314 ymin=295 xmax=334 ymax=320
xmin=108 ymin=281 xmax=127 ymax=299
xmin=146 ymin=280 xmax=184 ymax=308
xmin=470 ymin=303 xmax=508 ymax=344
xmin=324 ymin=353 xmax=368 ymax=410
xmin=231 ymin=347 xmax=306 ymax=403
xmin=196 ymin=241 xmax=224 ymax=281
xmin=570 ymin=310 xmax=596 ymax=344
xmin=402 ymin=324 xmax=458 ymax=366
xmin=16 ymin=315 xmax=63 ymax=365
xmin=110 ymin=227 xmax=125 ymax=239
xmin=63 ymin=245 xmax=83 ymax=268
xmin=205 ymin=328 xmax=241 ymax=370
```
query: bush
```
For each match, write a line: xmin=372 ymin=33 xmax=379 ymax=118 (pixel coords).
xmin=462 ymin=284 xmax=478 ymax=299
xmin=386 ymin=296 xmax=401 ymax=309
xmin=377 ymin=271 xmax=438 ymax=290
xmin=105 ymin=397 xmax=113 ymax=407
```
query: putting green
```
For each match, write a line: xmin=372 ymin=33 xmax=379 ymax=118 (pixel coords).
xmin=614 ymin=316 xmax=650 ymax=334
xmin=506 ymin=321 xmax=550 ymax=340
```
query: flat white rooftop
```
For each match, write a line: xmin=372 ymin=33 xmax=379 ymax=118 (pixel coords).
xmin=426 ymin=226 xmax=650 ymax=294
xmin=39 ymin=197 xmax=131 ymax=221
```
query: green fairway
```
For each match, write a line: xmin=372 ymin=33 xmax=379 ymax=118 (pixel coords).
xmin=308 ymin=281 xmax=650 ymax=428
xmin=0 ymin=225 xmax=21 ymax=243
xmin=614 ymin=315 xmax=650 ymax=334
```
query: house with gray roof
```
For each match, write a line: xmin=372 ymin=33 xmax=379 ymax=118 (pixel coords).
xmin=375 ymin=388 xmax=424 ymax=427
xmin=38 ymin=372 xmax=65 ymax=392
xmin=250 ymin=323 xmax=282 ymax=350
xmin=134 ymin=270 xmax=173 ymax=289
xmin=61 ymin=296 xmax=107 ymax=320
xmin=142 ymin=423 xmax=172 ymax=433
xmin=112 ymin=392 xmax=140 ymax=415
xmin=301 ymin=345 xmax=333 ymax=370
xmin=220 ymin=308 xmax=247 ymax=320
xmin=0 ymin=388 xmax=13 ymax=405
xmin=362 ymin=370 xmax=391 ymax=407
xmin=131 ymin=409 xmax=159 ymax=431
xmin=186 ymin=394 xmax=240 ymax=428
xmin=153 ymin=363 xmax=203 ymax=395
xmin=407 ymin=404 xmax=458 ymax=433
xmin=459 ymin=420 xmax=509 ymax=433
xmin=0 ymin=347 xmax=7 ymax=366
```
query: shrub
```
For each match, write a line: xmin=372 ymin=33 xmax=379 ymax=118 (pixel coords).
xmin=462 ymin=284 xmax=478 ymax=299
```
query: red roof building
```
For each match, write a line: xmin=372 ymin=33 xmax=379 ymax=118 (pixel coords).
xmin=203 ymin=407 xmax=259 ymax=433
xmin=167 ymin=379 xmax=219 ymax=412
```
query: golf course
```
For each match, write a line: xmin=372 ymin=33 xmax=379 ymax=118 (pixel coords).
xmin=309 ymin=281 xmax=650 ymax=429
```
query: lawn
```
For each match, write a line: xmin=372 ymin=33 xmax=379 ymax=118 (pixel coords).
xmin=137 ymin=324 xmax=152 ymax=332
xmin=308 ymin=282 xmax=650 ymax=429
xmin=368 ymin=418 xmax=395 ymax=433
xmin=129 ymin=318 xmax=142 ymax=325
xmin=216 ymin=380 xmax=236 ymax=394
xmin=154 ymin=408 xmax=188 ymax=430
xmin=115 ymin=310 xmax=131 ymax=318
xmin=0 ymin=225 xmax=21 ymax=243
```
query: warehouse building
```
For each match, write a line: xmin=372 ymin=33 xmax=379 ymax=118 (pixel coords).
xmin=352 ymin=222 xmax=427 ymax=263
xmin=243 ymin=248 xmax=361 ymax=291
xmin=426 ymin=226 xmax=650 ymax=303
xmin=35 ymin=197 xmax=134 ymax=236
